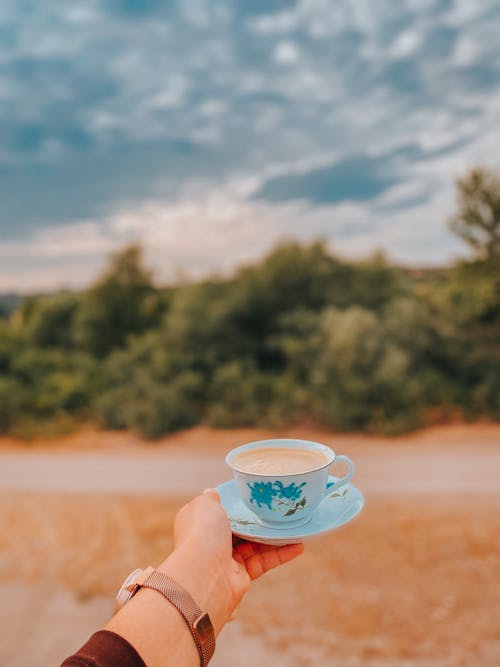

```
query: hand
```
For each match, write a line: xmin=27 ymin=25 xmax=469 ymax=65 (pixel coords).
xmin=232 ymin=535 xmax=304 ymax=584
xmin=167 ymin=489 xmax=303 ymax=632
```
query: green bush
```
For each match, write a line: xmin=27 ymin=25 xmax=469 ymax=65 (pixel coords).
xmin=8 ymin=348 xmax=96 ymax=418
xmin=20 ymin=293 xmax=78 ymax=349
xmin=73 ymin=245 xmax=165 ymax=357
xmin=1 ymin=193 xmax=499 ymax=439
xmin=206 ymin=362 xmax=289 ymax=428
xmin=94 ymin=371 xmax=205 ymax=439
xmin=0 ymin=377 xmax=27 ymax=433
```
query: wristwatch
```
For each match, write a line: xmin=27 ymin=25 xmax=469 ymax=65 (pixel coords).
xmin=116 ymin=566 xmax=216 ymax=666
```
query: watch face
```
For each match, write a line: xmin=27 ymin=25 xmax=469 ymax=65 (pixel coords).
xmin=116 ymin=568 xmax=143 ymax=609
xmin=193 ymin=612 xmax=213 ymax=643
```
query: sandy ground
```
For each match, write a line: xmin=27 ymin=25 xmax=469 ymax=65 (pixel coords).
xmin=0 ymin=423 xmax=499 ymax=667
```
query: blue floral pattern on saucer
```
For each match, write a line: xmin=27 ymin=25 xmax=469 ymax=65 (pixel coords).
xmin=217 ymin=475 xmax=364 ymax=546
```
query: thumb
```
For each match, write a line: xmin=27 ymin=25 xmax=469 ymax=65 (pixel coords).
xmin=202 ymin=488 xmax=221 ymax=503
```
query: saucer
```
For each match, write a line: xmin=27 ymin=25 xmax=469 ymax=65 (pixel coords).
xmin=217 ymin=476 xmax=364 ymax=546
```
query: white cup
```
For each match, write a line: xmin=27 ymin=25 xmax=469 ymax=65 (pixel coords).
xmin=226 ymin=438 xmax=354 ymax=529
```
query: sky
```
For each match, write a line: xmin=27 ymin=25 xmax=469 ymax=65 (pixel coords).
xmin=1 ymin=0 xmax=500 ymax=292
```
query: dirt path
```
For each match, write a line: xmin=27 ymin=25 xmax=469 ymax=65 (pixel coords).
xmin=0 ymin=423 xmax=499 ymax=495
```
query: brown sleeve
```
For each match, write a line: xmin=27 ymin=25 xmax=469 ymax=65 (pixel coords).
xmin=60 ymin=630 xmax=147 ymax=667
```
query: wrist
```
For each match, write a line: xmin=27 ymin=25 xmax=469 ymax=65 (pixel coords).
xmin=157 ymin=542 xmax=235 ymax=634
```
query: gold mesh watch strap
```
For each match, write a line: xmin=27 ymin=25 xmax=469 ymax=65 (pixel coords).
xmin=137 ymin=568 xmax=216 ymax=667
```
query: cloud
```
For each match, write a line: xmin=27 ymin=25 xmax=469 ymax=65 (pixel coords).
xmin=0 ymin=192 xmax=302 ymax=291
xmin=255 ymin=153 xmax=403 ymax=204
xmin=274 ymin=40 xmax=301 ymax=64
xmin=0 ymin=164 xmax=472 ymax=293
xmin=389 ymin=30 xmax=422 ymax=58
xmin=1 ymin=0 xmax=500 ymax=290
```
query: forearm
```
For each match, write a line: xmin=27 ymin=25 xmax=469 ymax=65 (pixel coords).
xmin=105 ymin=543 xmax=235 ymax=667
xmin=106 ymin=586 xmax=200 ymax=667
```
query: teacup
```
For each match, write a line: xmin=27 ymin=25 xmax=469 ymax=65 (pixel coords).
xmin=226 ymin=438 xmax=354 ymax=529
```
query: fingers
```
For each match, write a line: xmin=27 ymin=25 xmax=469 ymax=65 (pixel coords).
xmin=232 ymin=550 xmax=246 ymax=568
xmin=278 ymin=542 xmax=304 ymax=564
xmin=233 ymin=541 xmax=304 ymax=580
xmin=246 ymin=543 xmax=303 ymax=579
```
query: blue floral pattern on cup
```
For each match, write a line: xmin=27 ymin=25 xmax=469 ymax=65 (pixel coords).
xmin=247 ymin=480 xmax=308 ymax=516
xmin=273 ymin=480 xmax=306 ymax=501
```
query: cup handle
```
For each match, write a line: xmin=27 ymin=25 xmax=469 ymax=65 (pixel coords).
xmin=326 ymin=455 xmax=354 ymax=493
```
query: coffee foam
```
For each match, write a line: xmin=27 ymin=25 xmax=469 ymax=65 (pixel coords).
xmin=231 ymin=447 xmax=330 ymax=475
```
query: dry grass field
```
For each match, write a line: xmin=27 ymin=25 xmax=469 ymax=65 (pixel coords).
xmin=0 ymin=486 xmax=499 ymax=665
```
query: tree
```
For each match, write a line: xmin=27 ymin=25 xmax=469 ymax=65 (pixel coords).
xmin=73 ymin=244 xmax=163 ymax=357
xmin=446 ymin=167 xmax=500 ymax=417
xmin=449 ymin=167 xmax=500 ymax=260
xmin=21 ymin=293 xmax=78 ymax=348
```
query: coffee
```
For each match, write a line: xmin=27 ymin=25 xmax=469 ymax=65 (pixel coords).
xmin=232 ymin=447 xmax=330 ymax=475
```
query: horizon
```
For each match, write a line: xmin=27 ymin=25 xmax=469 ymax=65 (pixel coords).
xmin=0 ymin=239 xmax=457 ymax=298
